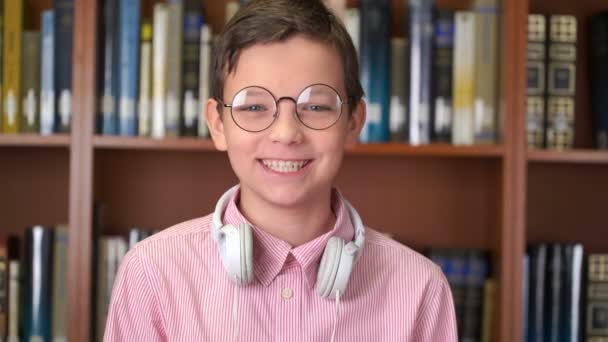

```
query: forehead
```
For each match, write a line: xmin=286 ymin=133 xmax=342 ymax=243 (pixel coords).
xmin=224 ymin=35 xmax=345 ymax=97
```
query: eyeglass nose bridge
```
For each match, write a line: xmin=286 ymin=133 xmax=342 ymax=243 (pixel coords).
xmin=273 ymin=96 xmax=299 ymax=118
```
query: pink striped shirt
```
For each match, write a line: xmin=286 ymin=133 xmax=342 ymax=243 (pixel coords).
xmin=104 ymin=189 xmax=457 ymax=341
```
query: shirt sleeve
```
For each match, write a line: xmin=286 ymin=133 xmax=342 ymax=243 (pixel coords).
xmin=411 ymin=270 xmax=459 ymax=341
xmin=103 ymin=249 xmax=167 ymax=342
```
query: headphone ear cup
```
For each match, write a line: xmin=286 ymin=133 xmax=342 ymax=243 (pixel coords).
xmin=239 ymin=223 xmax=254 ymax=284
xmin=315 ymin=237 xmax=344 ymax=298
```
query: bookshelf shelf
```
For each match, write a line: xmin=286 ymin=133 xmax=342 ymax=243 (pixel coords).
xmin=527 ymin=149 xmax=608 ymax=164
xmin=93 ymin=135 xmax=216 ymax=151
xmin=0 ymin=133 xmax=70 ymax=147
xmin=350 ymin=143 xmax=504 ymax=158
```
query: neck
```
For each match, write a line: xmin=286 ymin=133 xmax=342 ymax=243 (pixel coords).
xmin=238 ymin=188 xmax=336 ymax=247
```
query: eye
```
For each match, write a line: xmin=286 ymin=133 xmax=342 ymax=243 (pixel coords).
xmin=235 ymin=104 xmax=267 ymax=112
xmin=303 ymin=104 xmax=332 ymax=112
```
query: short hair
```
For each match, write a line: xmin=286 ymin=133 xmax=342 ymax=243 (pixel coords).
xmin=211 ymin=0 xmax=364 ymax=114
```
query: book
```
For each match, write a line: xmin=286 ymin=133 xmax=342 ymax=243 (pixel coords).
xmin=0 ymin=234 xmax=7 ymax=340
xmin=390 ymin=37 xmax=407 ymax=142
xmin=461 ymin=250 xmax=490 ymax=342
xmin=2 ymin=0 xmax=24 ymax=134
xmin=24 ymin=226 xmax=54 ymax=342
xmin=527 ymin=244 xmax=547 ymax=342
xmin=152 ymin=3 xmax=169 ymax=139
xmin=181 ymin=0 xmax=203 ymax=137
xmin=359 ymin=0 xmax=391 ymax=143
xmin=480 ymin=278 xmax=496 ymax=342
xmin=52 ymin=225 xmax=68 ymax=342
xmin=225 ymin=1 xmax=240 ymax=25
xmin=544 ymin=244 xmax=563 ymax=342
xmin=345 ymin=8 xmax=360 ymax=57
xmin=99 ymin=0 xmax=119 ymax=135
xmin=561 ymin=244 xmax=583 ymax=342
xmin=585 ymin=254 xmax=608 ymax=341
xmin=7 ymin=260 xmax=20 ymax=342
xmin=40 ymin=10 xmax=55 ymax=136
xmin=118 ymin=0 xmax=141 ymax=136
xmin=545 ymin=15 xmax=577 ymax=150
xmin=20 ymin=31 xmax=41 ymax=134
xmin=197 ymin=23 xmax=212 ymax=138
xmin=588 ymin=12 xmax=608 ymax=150
xmin=431 ymin=9 xmax=454 ymax=143
xmin=54 ymin=0 xmax=74 ymax=133
xmin=408 ymin=0 xmax=434 ymax=145
xmin=473 ymin=0 xmax=499 ymax=144
xmin=166 ymin=0 xmax=184 ymax=137
xmin=452 ymin=11 xmax=477 ymax=145
xmin=526 ymin=14 xmax=547 ymax=148
xmin=138 ymin=21 xmax=152 ymax=137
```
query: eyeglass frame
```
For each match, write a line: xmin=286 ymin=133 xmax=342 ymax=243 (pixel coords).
xmin=217 ymin=83 xmax=349 ymax=133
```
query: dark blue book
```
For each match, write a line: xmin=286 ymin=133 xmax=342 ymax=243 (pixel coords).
xmin=54 ymin=0 xmax=74 ymax=134
xmin=431 ymin=9 xmax=454 ymax=143
xmin=359 ymin=0 xmax=391 ymax=143
xmin=181 ymin=0 xmax=203 ymax=137
xmin=544 ymin=244 xmax=563 ymax=342
xmin=527 ymin=244 xmax=548 ymax=342
xmin=24 ymin=226 xmax=54 ymax=342
xmin=462 ymin=250 xmax=490 ymax=342
xmin=589 ymin=12 xmax=608 ymax=150
xmin=408 ymin=0 xmax=434 ymax=145
xmin=99 ymin=0 xmax=119 ymax=135
xmin=118 ymin=0 xmax=141 ymax=136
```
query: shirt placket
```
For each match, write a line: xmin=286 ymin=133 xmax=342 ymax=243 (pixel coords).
xmin=274 ymin=265 xmax=302 ymax=342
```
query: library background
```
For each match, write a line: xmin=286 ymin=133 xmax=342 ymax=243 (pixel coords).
xmin=0 ymin=0 xmax=607 ymax=341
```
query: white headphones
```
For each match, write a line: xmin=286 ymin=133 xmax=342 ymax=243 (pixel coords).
xmin=211 ymin=185 xmax=365 ymax=298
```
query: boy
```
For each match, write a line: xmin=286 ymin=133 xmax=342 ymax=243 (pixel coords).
xmin=104 ymin=0 xmax=457 ymax=341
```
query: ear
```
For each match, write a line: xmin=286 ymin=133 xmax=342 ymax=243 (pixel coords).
xmin=345 ymin=99 xmax=366 ymax=149
xmin=206 ymin=99 xmax=228 ymax=151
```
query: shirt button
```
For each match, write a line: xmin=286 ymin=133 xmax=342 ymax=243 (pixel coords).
xmin=281 ymin=287 xmax=293 ymax=300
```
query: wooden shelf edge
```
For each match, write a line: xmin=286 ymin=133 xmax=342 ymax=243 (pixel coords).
xmin=527 ymin=149 xmax=608 ymax=164
xmin=348 ymin=143 xmax=504 ymax=158
xmin=93 ymin=135 xmax=218 ymax=151
xmin=0 ymin=133 xmax=71 ymax=147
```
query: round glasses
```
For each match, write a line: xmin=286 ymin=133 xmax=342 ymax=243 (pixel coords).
xmin=221 ymin=84 xmax=346 ymax=132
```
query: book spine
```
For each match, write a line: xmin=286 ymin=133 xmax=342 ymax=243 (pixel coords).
xmin=54 ymin=0 xmax=74 ymax=133
xmin=40 ymin=10 xmax=55 ymax=136
xmin=359 ymin=0 xmax=391 ymax=143
xmin=197 ymin=24 xmax=212 ymax=138
xmin=225 ymin=1 xmax=240 ymax=25
xmin=544 ymin=244 xmax=562 ymax=342
xmin=408 ymin=0 xmax=434 ymax=145
xmin=390 ymin=37 xmax=407 ymax=142
xmin=118 ymin=0 xmax=141 ymax=136
xmin=545 ymin=15 xmax=577 ymax=150
xmin=473 ymin=0 xmax=499 ymax=144
xmin=138 ymin=21 xmax=152 ymax=137
xmin=480 ymin=278 xmax=496 ymax=342
xmin=462 ymin=250 xmax=490 ymax=342
xmin=589 ymin=13 xmax=608 ymax=149
xmin=99 ymin=0 xmax=118 ymax=135
xmin=560 ymin=244 xmax=583 ymax=342
xmin=52 ymin=225 xmax=68 ymax=342
xmin=585 ymin=254 xmax=608 ymax=341
xmin=432 ymin=9 xmax=454 ymax=143
xmin=345 ymin=9 xmax=360 ymax=57
xmin=181 ymin=1 xmax=203 ymax=137
xmin=152 ymin=4 xmax=169 ymax=139
xmin=24 ymin=226 xmax=54 ymax=342
xmin=95 ymin=238 xmax=109 ymax=342
xmin=526 ymin=14 xmax=547 ymax=148
xmin=0 ymin=234 xmax=7 ymax=340
xmin=452 ymin=11 xmax=476 ymax=145
xmin=0 ymin=11 xmax=3 ymax=133
xmin=20 ymin=31 xmax=40 ymax=134
xmin=166 ymin=0 xmax=184 ymax=137
xmin=2 ymin=0 xmax=23 ymax=133
xmin=527 ymin=244 xmax=547 ymax=342
xmin=7 ymin=261 xmax=20 ymax=342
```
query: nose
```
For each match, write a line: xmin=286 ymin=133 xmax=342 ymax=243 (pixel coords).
xmin=268 ymin=98 xmax=303 ymax=144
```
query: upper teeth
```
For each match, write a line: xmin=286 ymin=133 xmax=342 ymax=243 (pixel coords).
xmin=262 ymin=160 xmax=308 ymax=172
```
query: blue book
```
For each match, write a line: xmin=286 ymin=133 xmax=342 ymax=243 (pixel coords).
xmin=118 ymin=0 xmax=141 ymax=136
xmin=181 ymin=0 xmax=204 ymax=137
xmin=54 ymin=0 xmax=74 ymax=133
xmin=24 ymin=226 xmax=54 ymax=342
xmin=40 ymin=10 xmax=55 ymax=135
xmin=359 ymin=0 xmax=391 ymax=143
xmin=100 ymin=0 xmax=119 ymax=135
xmin=409 ymin=0 xmax=434 ymax=145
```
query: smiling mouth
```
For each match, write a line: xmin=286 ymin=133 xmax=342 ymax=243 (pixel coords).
xmin=259 ymin=159 xmax=312 ymax=173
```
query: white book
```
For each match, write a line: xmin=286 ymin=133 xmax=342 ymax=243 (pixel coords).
xmin=166 ymin=1 xmax=183 ymax=137
xmin=198 ymin=24 xmax=213 ymax=138
xmin=452 ymin=11 xmax=476 ymax=145
xmin=152 ymin=4 xmax=169 ymax=139
xmin=138 ymin=24 xmax=152 ymax=137
xmin=7 ymin=261 xmax=20 ymax=342
xmin=225 ymin=1 xmax=240 ymax=26
xmin=345 ymin=8 xmax=360 ymax=57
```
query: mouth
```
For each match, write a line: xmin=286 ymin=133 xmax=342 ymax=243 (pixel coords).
xmin=259 ymin=159 xmax=313 ymax=173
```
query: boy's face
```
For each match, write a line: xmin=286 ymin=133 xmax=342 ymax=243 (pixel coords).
xmin=207 ymin=34 xmax=365 ymax=209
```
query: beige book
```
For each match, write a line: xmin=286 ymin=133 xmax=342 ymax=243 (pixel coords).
xmin=452 ymin=11 xmax=477 ymax=145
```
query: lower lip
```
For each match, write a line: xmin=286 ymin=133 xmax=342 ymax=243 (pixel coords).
xmin=258 ymin=160 xmax=313 ymax=176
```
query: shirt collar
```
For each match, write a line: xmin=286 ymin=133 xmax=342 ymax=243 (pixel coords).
xmin=221 ymin=187 xmax=356 ymax=289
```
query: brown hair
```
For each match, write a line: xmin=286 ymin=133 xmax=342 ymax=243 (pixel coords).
xmin=211 ymin=0 xmax=364 ymax=114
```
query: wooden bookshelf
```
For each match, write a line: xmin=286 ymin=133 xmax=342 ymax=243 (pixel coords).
xmin=528 ymin=149 xmax=608 ymax=164
xmin=0 ymin=133 xmax=70 ymax=147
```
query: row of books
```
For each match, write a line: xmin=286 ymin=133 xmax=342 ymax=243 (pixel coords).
xmin=524 ymin=243 xmax=608 ymax=341
xmin=0 ymin=225 xmax=69 ymax=342
xmin=425 ymin=248 xmax=494 ymax=342
xmin=0 ymin=0 xmax=74 ymax=135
